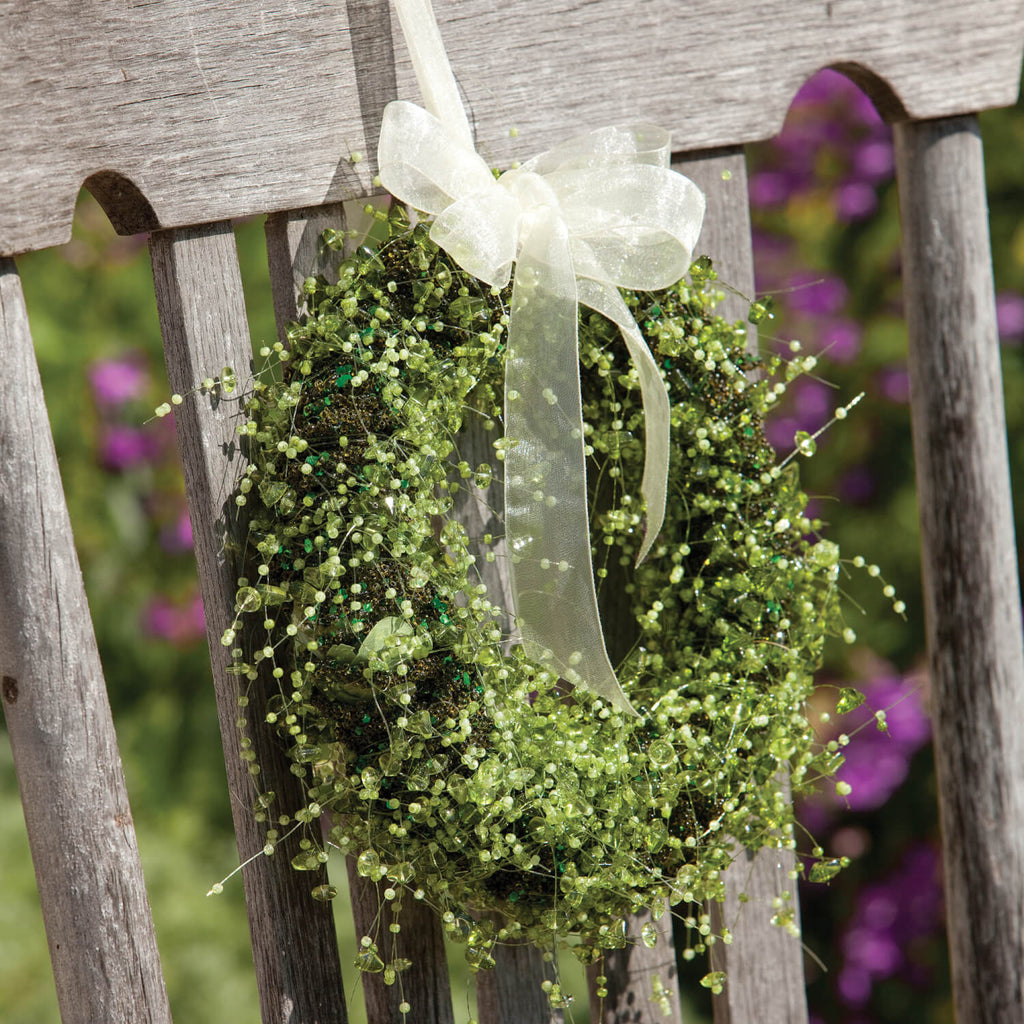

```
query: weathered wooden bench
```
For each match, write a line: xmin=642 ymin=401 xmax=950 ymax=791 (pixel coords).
xmin=2 ymin=2 xmax=1023 ymax=1022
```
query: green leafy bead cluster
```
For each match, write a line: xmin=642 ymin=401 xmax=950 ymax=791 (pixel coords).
xmin=224 ymin=206 xmax=853 ymax=967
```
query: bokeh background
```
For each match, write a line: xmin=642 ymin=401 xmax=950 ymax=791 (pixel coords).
xmin=3 ymin=69 xmax=1023 ymax=1023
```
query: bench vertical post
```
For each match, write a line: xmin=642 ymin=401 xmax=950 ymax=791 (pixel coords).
xmin=673 ymin=147 xmax=809 ymax=1024
xmin=265 ymin=204 xmax=458 ymax=1024
xmin=0 ymin=260 xmax=173 ymax=1024
xmin=151 ymin=223 xmax=348 ymax=1024
xmin=895 ymin=113 xmax=1024 ymax=1024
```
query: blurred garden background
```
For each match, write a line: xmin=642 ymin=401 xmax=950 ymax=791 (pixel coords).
xmin=3 ymin=68 xmax=1023 ymax=1023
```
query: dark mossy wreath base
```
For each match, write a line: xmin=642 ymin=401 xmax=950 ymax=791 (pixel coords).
xmin=224 ymin=206 xmax=854 ymax=969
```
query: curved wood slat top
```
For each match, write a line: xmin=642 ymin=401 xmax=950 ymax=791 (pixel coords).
xmin=1 ymin=0 xmax=1022 ymax=255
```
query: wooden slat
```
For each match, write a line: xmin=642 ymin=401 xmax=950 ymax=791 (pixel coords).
xmin=3 ymin=1 xmax=1023 ymax=255
xmin=150 ymin=223 xmax=347 ymax=1024
xmin=453 ymin=416 xmax=557 ymax=1022
xmin=346 ymin=860 xmax=456 ymax=1024
xmin=894 ymin=114 xmax=1024 ymax=1024
xmin=587 ymin=910 xmax=680 ymax=1024
xmin=476 ymin=929 xmax=560 ymax=1024
xmin=673 ymin=148 xmax=759 ymax=329
xmin=0 ymin=259 xmax=173 ymax=1024
xmin=265 ymin=202 xmax=347 ymax=337
xmin=265 ymin=203 xmax=456 ymax=1024
xmin=673 ymin=149 xmax=809 ymax=1024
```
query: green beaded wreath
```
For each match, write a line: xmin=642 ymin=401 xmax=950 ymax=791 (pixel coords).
xmin=223 ymin=205 xmax=859 ymax=969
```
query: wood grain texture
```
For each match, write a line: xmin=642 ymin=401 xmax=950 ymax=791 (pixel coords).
xmin=587 ymin=909 xmax=682 ymax=1024
xmin=0 ymin=260 xmax=173 ymax=1024
xmin=3 ymin=0 xmax=1022 ymax=255
xmin=476 ymin=924 xmax=561 ymax=1024
xmin=150 ymin=223 xmax=348 ymax=1024
xmin=706 ymin=845 xmax=807 ymax=1024
xmin=346 ymin=858 xmax=455 ymax=1024
xmin=672 ymin=149 xmax=758 ymax=330
xmin=263 ymin=202 xmax=450 ymax=1024
xmin=894 ymin=115 xmax=1024 ymax=1024
xmin=266 ymin=203 xmax=349 ymax=343
xmin=453 ymin=389 xmax=557 ymax=1022
xmin=673 ymin=151 xmax=809 ymax=1024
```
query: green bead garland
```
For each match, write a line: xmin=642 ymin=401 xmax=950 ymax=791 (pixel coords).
xmin=225 ymin=205 xmax=856 ymax=968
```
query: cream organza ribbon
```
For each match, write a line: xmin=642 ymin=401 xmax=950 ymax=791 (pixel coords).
xmin=378 ymin=0 xmax=705 ymax=715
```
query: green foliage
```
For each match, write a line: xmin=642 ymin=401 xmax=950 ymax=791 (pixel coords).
xmin=225 ymin=208 xmax=869 ymax=976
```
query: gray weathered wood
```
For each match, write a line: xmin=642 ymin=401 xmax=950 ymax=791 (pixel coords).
xmin=150 ymin=223 xmax=347 ymax=1024
xmin=674 ymin=148 xmax=809 ymax=1024
xmin=346 ymin=858 xmax=456 ymax=1024
xmin=587 ymin=909 xmax=681 ymax=1024
xmin=706 ymin=845 xmax=807 ymax=1024
xmin=673 ymin=148 xmax=758 ymax=330
xmin=3 ymin=0 xmax=1023 ymax=255
xmin=476 ymin=926 xmax=561 ymax=1024
xmin=894 ymin=114 xmax=1024 ymax=1024
xmin=265 ymin=201 xmax=454 ymax=1024
xmin=448 ymin=260 xmax=558 ymax=1024
xmin=0 ymin=259 xmax=173 ymax=1024
xmin=265 ymin=202 xmax=348 ymax=339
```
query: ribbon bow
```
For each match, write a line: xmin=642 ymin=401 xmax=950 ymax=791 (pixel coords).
xmin=378 ymin=0 xmax=705 ymax=715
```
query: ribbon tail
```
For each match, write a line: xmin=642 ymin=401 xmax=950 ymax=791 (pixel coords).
xmin=576 ymin=279 xmax=670 ymax=566
xmin=504 ymin=217 xmax=638 ymax=716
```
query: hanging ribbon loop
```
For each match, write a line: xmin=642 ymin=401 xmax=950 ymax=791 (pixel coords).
xmin=378 ymin=0 xmax=705 ymax=714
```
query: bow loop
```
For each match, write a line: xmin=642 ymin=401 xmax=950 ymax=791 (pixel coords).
xmin=521 ymin=124 xmax=672 ymax=175
xmin=378 ymin=101 xmax=495 ymax=216
xmin=552 ymin=166 xmax=705 ymax=290
xmin=430 ymin=189 xmax=520 ymax=289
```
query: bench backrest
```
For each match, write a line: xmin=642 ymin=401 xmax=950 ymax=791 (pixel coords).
xmin=2 ymin=3 xmax=1022 ymax=1022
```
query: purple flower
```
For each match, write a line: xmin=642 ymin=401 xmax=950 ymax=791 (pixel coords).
xmin=89 ymin=356 xmax=150 ymax=408
xmin=764 ymin=414 xmax=801 ymax=453
xmin=821 ymin=318 xmax=862 ymax=363
xmin=801 ymin=668 xmax=931 ymax=822
xmin=791 ymin=69 xmax=851 ymax=108
xmin=142 ymin=593 xmax=206 ymax=645
xmin=853 ymin=96 xmax=884 ymax=129
xmin=836 ymin=671 xmax=932 ymax=811
xmin=767 ymin=125 xmax=819 ymax=164
xmin=789 ymin=69 xmax=884 ymax=128
xmin=853 ymin=139 xmax=895 ymax=183
xmin=996 ymin=291 xmax=1024 ymax=345
xmin=834 ymin=181 xmax=878 ymax=221
xmin=749 ymin=169 xmax=808 ymax=208
xmin=787 ymin=273 xmax=848 ymax=317
xmin=838 ymin=466 xmax=876 ymax=504
xmin=764 ymin=379 xmax=834 ymax=454
xmin=804 ymin=498 xmax=825 ymax=526
xmin=836 ymin=844 xmax=944 ymax=1007
xmin=100 ymin=425 xmax=159 ymax=471
xmin=839 ymin=929 xmax=902 ymax=1004
xmin=839 ymin=742 xmax=914 ymax=812
xmin=865 ymin=674 xmax=932 ymax=749
xmin=159 ymin=510 xmax=194 ymax=553
xmin=750 ymin=230 xmax=795 ymax=294
xmin=878 ymin=366 xmax=910 ymax=403
xmin=790 ymin=378 xmax=833 ymax=427
xmin=142 ymin=598 xmax=179 ymax=642
xmin=751 ymin=228 xmax=793 ymax=262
